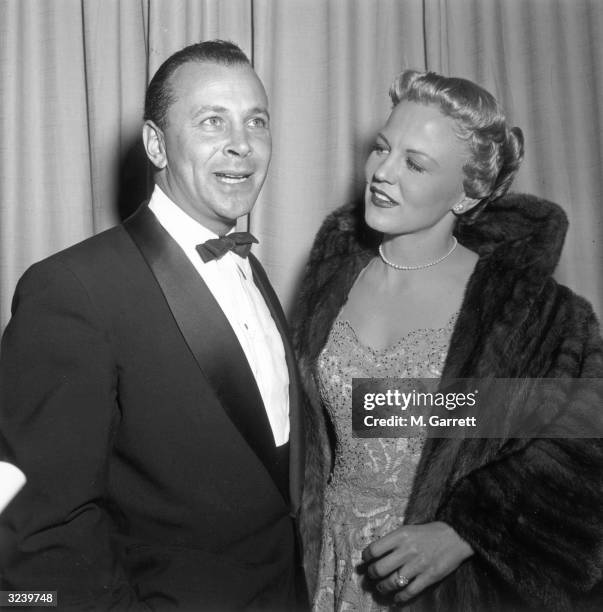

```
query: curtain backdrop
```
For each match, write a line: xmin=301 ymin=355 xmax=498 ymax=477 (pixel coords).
xmin=1 ymin=0 xmax=602 ymax=329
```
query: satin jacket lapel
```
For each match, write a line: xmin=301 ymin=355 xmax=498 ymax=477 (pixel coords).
xmin=123 ymin=205 xmax=283 ymax=495
xmin=248 ymin=254 xmax=305 ymax=513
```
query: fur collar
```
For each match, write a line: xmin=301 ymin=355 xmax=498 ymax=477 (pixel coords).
xmin=292 ymin=192 xmax=569 ymax=371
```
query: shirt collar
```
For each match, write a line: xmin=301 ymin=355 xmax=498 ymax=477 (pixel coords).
xmin=148 ymin=185 xmax=219 ymax=250
xmin=147 ymin=186 xmax=252 ymax=272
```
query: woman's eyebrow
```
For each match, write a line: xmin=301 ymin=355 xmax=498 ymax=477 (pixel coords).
xmin=406 ymin=148 xmax=440 ymax=167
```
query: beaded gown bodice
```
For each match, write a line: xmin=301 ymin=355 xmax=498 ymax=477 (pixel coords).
xmin=312 ymin=312 xmax=456 ymax=611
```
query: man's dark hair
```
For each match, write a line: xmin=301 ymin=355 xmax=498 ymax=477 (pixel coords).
xmin=144 ymin=40 xmax=251 ymax=129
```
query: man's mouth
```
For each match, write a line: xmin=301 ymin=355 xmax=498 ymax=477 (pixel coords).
xmin=214 ymin=172 xmax=252 ymax=184
xmin=370 ymin=186 xmax=398 ymax=207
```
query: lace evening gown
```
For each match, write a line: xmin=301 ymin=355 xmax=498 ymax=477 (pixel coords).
xmin=312 ymin=313 xmax=457 ymax=611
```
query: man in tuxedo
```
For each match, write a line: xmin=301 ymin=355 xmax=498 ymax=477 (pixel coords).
xmin=0 ymin=40 xmax=306 ymax=611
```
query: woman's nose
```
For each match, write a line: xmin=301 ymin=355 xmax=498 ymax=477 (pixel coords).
xmin=369 ymin=153 xmax=396 ymax=184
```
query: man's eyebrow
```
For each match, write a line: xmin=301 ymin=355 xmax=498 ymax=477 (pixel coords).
xmin=248 ymin=107 xmax=270 ymax=121
xmin=192 ymin=105 xmax=270 ymax=120
xmin=193 ymin=105 xmax=229 ymax=116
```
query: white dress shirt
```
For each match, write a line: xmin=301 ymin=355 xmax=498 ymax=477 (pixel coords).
xmin=148 ymin=186 xmax=290 ymax=446
xmin=0 ymin=462 xmax=26 ymax=514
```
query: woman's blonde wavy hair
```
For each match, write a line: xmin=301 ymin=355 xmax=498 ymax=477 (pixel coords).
xmin=390 ymin=70 xmax=525 ymax=221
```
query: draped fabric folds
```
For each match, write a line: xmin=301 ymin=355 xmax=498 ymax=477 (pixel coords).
xmin=423 ymin=0 xmax=603 ymax=330
xmin=1 ymin=0 xmax=602 ymax=328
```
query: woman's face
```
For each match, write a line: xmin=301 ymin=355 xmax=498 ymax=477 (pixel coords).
xmin=364 ymin=100 xmax=470 ymax=237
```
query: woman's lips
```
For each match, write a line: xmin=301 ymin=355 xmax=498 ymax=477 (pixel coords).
xmin=370 ymin=186 xmax=398 ymax=207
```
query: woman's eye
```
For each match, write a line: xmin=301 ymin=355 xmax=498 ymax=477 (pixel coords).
xmin=372 ymin=143 xmax=389 ymax=155
xmin=406 ymin=157 xmax=425 ymax=173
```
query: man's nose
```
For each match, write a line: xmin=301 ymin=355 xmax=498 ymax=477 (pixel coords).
xmin=224 ymin=126 xmax=251 ymax=157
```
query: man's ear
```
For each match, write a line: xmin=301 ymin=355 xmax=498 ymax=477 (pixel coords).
xmin=142 ymin=120 xmax=167 ymax=169
xmin=452 ymin=195 xmax=480 ymax=215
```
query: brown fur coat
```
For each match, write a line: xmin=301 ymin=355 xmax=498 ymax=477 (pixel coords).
xmin=292 ymin=193 xmax=603 ymax=611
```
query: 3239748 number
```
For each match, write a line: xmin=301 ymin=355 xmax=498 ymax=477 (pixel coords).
xmin=0 ymin=591 xmax=57 ymax=607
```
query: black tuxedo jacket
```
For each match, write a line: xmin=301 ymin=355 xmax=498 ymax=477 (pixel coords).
xmin=0 ymin=204 xmax=305 ymax=611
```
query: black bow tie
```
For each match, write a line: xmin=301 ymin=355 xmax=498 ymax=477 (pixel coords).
xmin=196 ymin=231 xmax=258 ymax=263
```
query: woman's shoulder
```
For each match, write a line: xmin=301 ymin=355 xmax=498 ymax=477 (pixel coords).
xmin=550 ymin=281 xmax=602 ymax=349
xmin=291 ymin=202 xmax=375 ymax=359
xmin=307 ymin=201 xmax=378 ymax=266
xmin=296 ymin=202 xmax=376 ymax=314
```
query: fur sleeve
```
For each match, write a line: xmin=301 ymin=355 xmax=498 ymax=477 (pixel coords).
xmin=437 ymin=304 xmax=603 ymax=611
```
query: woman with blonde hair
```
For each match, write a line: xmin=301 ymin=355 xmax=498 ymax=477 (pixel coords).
xmin=293 ymin=70 xmax=603 ymax=611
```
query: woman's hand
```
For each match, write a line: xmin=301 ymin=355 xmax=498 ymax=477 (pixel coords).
xmin=362 ymin=521 xmax=473 ymax=604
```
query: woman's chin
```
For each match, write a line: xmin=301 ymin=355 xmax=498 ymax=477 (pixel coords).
xmin=364 ymin=204 xmax=400 ymax=234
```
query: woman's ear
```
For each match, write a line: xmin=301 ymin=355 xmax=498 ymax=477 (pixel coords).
xmin=452 ymin=195 xmax=480 ymax=215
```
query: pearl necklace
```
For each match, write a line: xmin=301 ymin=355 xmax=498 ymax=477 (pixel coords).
xmin=378 ymin=237 xmax=458 ymax=270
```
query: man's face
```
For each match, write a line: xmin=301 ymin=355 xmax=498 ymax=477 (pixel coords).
xmin=145 ymin=61 xmax=272 ymax=234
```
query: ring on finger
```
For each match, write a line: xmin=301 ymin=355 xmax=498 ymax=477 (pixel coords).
xmin=395 ymin=568 xmax=410 ymax=588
